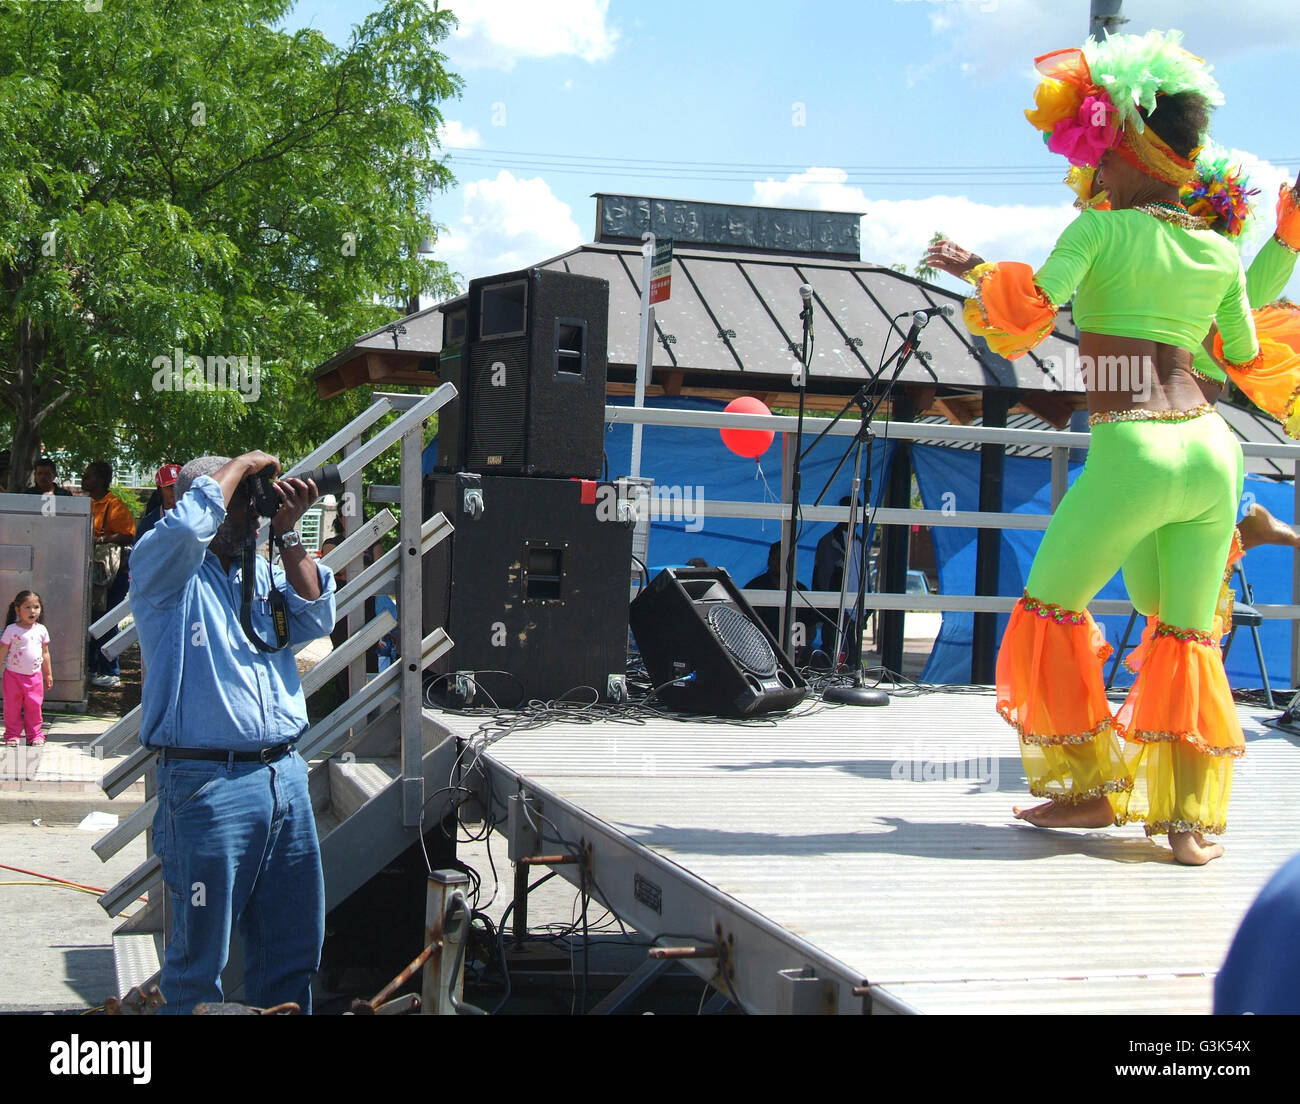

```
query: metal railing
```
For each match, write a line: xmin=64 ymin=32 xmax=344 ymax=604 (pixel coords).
xmin=603 ymin=403 xmax=1300 ymax=680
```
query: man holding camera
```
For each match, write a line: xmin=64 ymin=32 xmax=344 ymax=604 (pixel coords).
xmin=130 ymin=452 xmax=336 ymax=1014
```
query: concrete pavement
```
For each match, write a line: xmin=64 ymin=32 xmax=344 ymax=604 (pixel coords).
xmin=0 ymin=822 xmax=147 ymax=1012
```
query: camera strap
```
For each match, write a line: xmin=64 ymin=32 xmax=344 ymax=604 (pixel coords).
xmin=239 ymin=521 xmax=291 ymax=653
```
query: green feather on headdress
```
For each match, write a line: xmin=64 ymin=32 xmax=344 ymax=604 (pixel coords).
xmin=1083 ymin=28 xmax=1223 ymax=138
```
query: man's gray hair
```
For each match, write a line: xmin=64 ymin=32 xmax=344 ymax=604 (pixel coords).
xmin=175 ymin=456 xmax=231 ymax=501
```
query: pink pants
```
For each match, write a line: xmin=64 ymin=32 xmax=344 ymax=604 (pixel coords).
xmin=3 ymin=669 xmax=44 ymax=745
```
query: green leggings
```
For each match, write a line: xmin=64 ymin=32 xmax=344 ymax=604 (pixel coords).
xmin=1026 ymin=411 xmax=1243 ymax=631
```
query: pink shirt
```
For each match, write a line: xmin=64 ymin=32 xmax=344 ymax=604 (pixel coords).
xmin=1 ymin=623 xmax=49 ymax=676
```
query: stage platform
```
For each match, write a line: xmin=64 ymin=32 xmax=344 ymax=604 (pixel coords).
xmin=430 ymin=689 xmax=1300 ymax=1015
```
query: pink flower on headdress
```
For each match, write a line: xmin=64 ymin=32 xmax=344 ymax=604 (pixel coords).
xmin=1046 ymin=94 xmax=1119 ymax=167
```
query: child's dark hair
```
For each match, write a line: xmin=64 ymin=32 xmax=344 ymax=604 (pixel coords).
xmin=5 ymin=590 xmax=42 ymax=627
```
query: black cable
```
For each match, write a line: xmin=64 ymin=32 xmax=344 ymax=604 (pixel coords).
xmin=630 ymin=552 xmax=650 ymax=591
xmin=416 ymin=785 xmax=474 ymax=874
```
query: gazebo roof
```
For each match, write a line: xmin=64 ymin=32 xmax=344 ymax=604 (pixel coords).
xmin=314 ymin=240 xmax=1083 ymax=423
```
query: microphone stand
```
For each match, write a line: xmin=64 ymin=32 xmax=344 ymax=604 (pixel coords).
xmin=781 ymin=291 xmax=813 ymax=658
xmin=822 ymin=312 xmax=934 ymax=706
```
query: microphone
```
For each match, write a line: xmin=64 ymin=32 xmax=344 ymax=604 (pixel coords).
xmin=911 ymin=303 xmax=955 ymax=328
xmin=799 ymin=284 xmax=814 ymax=322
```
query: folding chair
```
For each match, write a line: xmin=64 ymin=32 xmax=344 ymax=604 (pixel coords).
xmin=1222 ymin=561 xmax=1275 ymax=709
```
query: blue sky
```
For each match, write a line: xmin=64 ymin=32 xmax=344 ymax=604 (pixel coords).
xmin=283 ymin=0 xmax=1300 ymax=300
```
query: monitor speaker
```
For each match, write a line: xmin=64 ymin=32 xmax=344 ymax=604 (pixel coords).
xmin=435 ymin=268 xmax=608 ymax=478
xmin=629 ymin=567 xmax=807 ymax=717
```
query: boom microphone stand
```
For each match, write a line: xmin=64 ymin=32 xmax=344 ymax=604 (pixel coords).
xmin=816 ymin=307 xmax=949 ymax=705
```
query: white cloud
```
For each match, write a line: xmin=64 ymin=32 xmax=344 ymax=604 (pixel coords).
xmin=444 ymin=0 xmax=618 ymax=70
xmin=915 ymin=0 xmax=1300 ymax=83
xmin=753 ymin=162 xmax=1300 ymax=300
xmin=436 ymin=120 xmax=484 ymax=150
xmin=752 ymin=168 xmax=1075 ymax=287
xmin=435 ymin=171 xmax=584 ymax=287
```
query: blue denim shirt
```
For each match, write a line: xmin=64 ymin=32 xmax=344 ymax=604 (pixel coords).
xmin=130 ymin=476 xmax=336 ymax=750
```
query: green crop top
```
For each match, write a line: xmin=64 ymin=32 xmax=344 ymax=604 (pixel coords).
xmin=1033 ymin=208 xmax=1259 ymax=365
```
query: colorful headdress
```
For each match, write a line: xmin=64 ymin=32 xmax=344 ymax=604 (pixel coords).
xmin=1181 ymin=142 xmax=1259 ymax=238
xmin=1026 ymin=29 xmax=1222 ymax=187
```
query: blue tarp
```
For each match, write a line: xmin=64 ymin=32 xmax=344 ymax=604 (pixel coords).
xmin=601 ymin=396 xmax=896 ymax=588
xmin=913 ymin=443 xmax=1294 ymax=687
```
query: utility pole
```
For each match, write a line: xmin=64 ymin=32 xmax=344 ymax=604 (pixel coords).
xmin=1089 ymin=0 xmax=1127 ymax=39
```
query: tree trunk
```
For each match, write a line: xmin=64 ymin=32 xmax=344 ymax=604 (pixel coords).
xmin=9 ymin=316 xmax=49 ymax=492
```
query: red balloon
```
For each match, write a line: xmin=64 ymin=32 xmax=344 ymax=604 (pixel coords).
xmin=720 ymin=396 xmax=775 ymax=458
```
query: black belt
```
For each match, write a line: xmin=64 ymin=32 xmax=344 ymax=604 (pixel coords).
xmin=157 ymin=742 xmax=293 ymax=764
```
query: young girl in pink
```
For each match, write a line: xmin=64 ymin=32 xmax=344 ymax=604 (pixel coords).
xmin=1 ymin=591 xmax=52 ymax=772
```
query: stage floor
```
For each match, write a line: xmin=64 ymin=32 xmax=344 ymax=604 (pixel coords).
xmin=435 ymin=688 xmax=1300 ymax=1014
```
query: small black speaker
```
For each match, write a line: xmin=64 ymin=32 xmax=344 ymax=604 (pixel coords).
xmin=630 ymin=568 xmax=808 ymax=717
xmin=435 ymin=268 xmax=608 ymax=478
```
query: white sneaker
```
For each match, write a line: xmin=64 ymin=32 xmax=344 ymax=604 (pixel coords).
xmin=91 ymin=674 xmax=121 ymax=688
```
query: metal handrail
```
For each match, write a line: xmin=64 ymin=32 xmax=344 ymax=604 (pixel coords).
xmin=94 ymin=387 xmax=459 ymax=912
xmin=604 ymin=403 xmax=1300 ymax=659
xmin=602 ymin=403 xmax=1300 ymax=459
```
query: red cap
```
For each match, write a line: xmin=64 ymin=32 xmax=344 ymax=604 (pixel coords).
xmin=155 ymin=463 xmax=182 ymax=488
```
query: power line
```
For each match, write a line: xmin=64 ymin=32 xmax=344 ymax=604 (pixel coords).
xmin=440 ymin=145 xmax=1299 ymax=176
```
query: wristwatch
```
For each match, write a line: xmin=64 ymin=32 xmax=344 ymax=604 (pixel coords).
xmin=274 ymin=529 xmax=303 ymax=551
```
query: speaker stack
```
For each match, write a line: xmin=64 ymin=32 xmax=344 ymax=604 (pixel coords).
xmin=424 ymin=268 xmax=629 ymax=703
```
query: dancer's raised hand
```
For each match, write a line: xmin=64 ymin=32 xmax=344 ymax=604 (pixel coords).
xmin=925 ymin=239 xmax=984 ymax=280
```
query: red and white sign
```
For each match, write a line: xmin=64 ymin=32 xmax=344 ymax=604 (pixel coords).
xmin=649 ymin=238 xmax=673 ymax=304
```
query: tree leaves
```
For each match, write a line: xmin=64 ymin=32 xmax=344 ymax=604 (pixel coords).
xmin=0 ymin=0 xmax=462 ymax=483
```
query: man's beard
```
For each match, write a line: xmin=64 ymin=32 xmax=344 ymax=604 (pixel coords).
xmin=208 ymin=516 xmax=245 ymax=559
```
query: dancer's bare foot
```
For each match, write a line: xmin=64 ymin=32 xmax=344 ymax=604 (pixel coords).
xmin=1012 ymin=795 xmax=1114 ymax=828
xmin=1170 ymin=830 xmax=1224 ymax=865
xmin=1237 ymin=503 xmax=1300 ymax=552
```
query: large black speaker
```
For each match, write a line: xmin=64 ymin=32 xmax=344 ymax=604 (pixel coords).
xmin=630 ymin=568 xmax=808 ymax=717
xmin=422 ymin=472 xmax=631 ymax=705
xmin=435 ymin=268 xmax=608 ymax=478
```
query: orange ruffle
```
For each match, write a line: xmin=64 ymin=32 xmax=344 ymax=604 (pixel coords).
xmin=1213 ymin=303 xmax=1300 ymax=437
xmin=1114 ymin=630 xmax=1245 ymax=758
xmin=1276 ymin=183 xmax=1300 ymax=252
xmin=1123 ymin=614 xmax=1159 ymax=674
xmin=962 ymin=262 xmax=1058 ymax=361
xmin=1227 ymin=525 xmax=1245 ymax=568
xmin=996 ymin=594 xmax=1115 ymax=744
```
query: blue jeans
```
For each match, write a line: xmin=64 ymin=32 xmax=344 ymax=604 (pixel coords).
xmin=152 ymin=748 xmax=325 ymax=1014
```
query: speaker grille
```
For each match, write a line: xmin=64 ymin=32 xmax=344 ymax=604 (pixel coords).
xmin=468 ymin=338 xmax=528 ymax=468
xmin=706 ymin=604 xmax=778 ymax=677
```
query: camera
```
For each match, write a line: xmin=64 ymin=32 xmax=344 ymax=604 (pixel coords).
xmin=244 ymin=463 xmax=345 ymax=519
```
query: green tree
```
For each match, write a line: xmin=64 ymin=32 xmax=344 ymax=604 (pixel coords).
xmin=0 ymin=0 xmax=462 ymax=488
